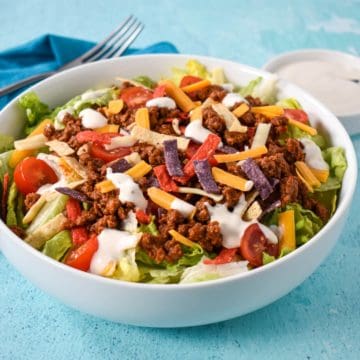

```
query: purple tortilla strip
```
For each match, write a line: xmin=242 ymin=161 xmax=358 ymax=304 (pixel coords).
xmin=147 ymin=175 xmax=160 ymax=188
xmin=193 ymin=159 xmax=220 ymax=194
xmin=218 ymin=145 xmax=238 ymax=154
xmin=260 ymin=200 xmax=281 ymax=218
xmin=110 ymin=158 xmax=131 ymax=173
xmin=163 ymin=139 xmax=184 ymax=177
xmin=241 ymin=158 xmax=273 ymax=200
xmin=56 ymin=187 xmax=91 ymax=203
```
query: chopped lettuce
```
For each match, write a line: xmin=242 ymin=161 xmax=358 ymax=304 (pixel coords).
xmin=6 ymin=182 xmax=18 ymax=227
xmin=171 ymin=59 xmax=211 ymax=85
xmin=51 ymin=87 xmax=119 ymax=129
xmin=264 ymin=203 xmax=323 ymax=245
xmin=136 ymin=245 xmax=204 ymax=284
xmin=282 ymin=124 xmax=327 ymax=149
xmin=138 ymin=216 xmax=159 ymax=236
xmin=312 ymin=190 xmax=338 ymax=216
xmin=26 ymin=194 xmax=68 ymax=234
xmin=112 ymin=248 xmax=140 ymax=282
xmin=262 ymin=252 xmax=276 ymax=265
xmin=42 ymin=230 xmax=72 ymax=260
xmin=0 ymin=151 xmax=13 ymax=184
xmin=180 ymin=259 xmax=249 ymax=284
xmin=132 ymin=75 xmax=156 ymax=89
xmin=252 ymin=74 xmax=278 ymax=104
xmin=276 ymin=98 xmax=302 ymax=109
xmin=322 ymin=147 xmax=347 ymax=181
xmin=239 ymin=77 xmax=262 ymax=97
xmin=18 ymin=92 xmax=50 ymax=135
xmin=0 ymin=134 xmax=14 ymax=153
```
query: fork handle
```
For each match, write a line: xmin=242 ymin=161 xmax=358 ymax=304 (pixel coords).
xmin=0 ymin=71 xmax=55 ymax=97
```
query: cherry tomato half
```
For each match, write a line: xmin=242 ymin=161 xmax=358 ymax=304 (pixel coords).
xmin=284 ymin=109 xmax=309 ymax=124
xmin=153 ymin=85 xmax=167 ymax=98
xmin=89 ymin=143 xmax=131 ymax=163
xmin=120 ymin=86 xmax=153 ymax=108
xmin=180 ymin=75 xmax=202 ymax=87
xmin=65 ymin=235 xmax=98 ymax=272
xmin=14 ymin=157 xmax=58 ymax=195
xmin=240 ymin=224 xmax=279 ymax=267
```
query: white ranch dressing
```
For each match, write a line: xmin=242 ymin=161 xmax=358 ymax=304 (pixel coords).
xmin=79 ymin=108 xmax=108 ymax=129
xmin=275 ymin=60 xmax=360 ymax=116
xmin=90 ymin=228 xmax=141 ymax=275
xmin=222 ymin=93 xmax=247 ymax=108
xmin=146 ymin=97 xmax=176 ymax=109
xmin=36 ymin=153 xmax=66 ymax=195
xmin=206 ymin=196 xmax=278 ymax=249
xmin=171 ymin=198 xmax=195 ymax=218
xmin=106 ymin=169 xmax=147 ymax=210
xmin=54 ymin=107 xmax=74 ymax=130
xmin=300 ymin=138 xmax=329 ymax=170
xmin=184 ymin=119 xmax=223 ymax=146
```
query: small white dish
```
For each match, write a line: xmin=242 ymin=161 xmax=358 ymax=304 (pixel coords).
xmin=0 ymin=54 xmax=357 ymax=327
xmin=263 ymin=49 xmax=360 ymax=135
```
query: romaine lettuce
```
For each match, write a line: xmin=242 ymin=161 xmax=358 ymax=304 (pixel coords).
xmin=42 ymin=230 xmax=72 ymax=260
xmin=239 ymin=77 xmax=262 ymax=97
xmin=132 ymin=75 xmax=156 ymax=89
xmin=18 ymin=92 xmax=50 ymax=135
xmin=322 ymin=147 xmax=347 ymax=181
xmin=138 ymin=216 xmax=159 ymax=236
xmin=6 ymin=182 xmax=18 ymax=227
xmin=276 ymin=98 xmax=302 ymax=109
xmin=0 ymin=134 xmax=14 ymax=153
xmin=112 ymin=248 xmax=140 ymax=282
xmin=171 ymin=59 xmax=211 ymax=85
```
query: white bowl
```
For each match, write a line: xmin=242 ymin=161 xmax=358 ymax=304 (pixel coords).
xmin=0 ymin=54 xmax=357 ymax=327
xmin=263 ymin=49 xmax=360 ymax=135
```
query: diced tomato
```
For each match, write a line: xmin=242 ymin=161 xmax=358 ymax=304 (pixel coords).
xmin=14 ymin=157 xmax=58 ymax=195
xmin=66 ymin=198 xmax=88 ymax=246
xmin=284 ymin=109 xmax=309 ymax=124
xmin=1 ymin=173 xmax=9 ymax=221
xmin=135 ymin=209 xmax=151 ymax=224
xmin=89 ymin=143 xmax=131 ymax=163
xmin=240 ymin=224 xmax=279 ymax=267
xmin=153 ymin=85 xmax=167 ymax=98
xmin=120 ymin=86 xmax=153 ymax=108
xmin=71 ymin=228 xmax=88 ymax=246
xmin=65 ymin=235 xmax=98 ymax=272
xmin=174 ymin=134 xmax=221 ymax=184
xmin=247 ymin=127 xmax=256 ymax=139
xmin=76 ymin=131 xmax=116 ymax=145
xmin=180 ymin=75 xmax=202 ymax=87
xmin=203 ymin=248 xmax=238 ymax=265
xmin=153 ymin=165 xmax=179 ymax=192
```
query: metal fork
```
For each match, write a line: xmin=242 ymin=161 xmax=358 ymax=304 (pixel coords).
xmin=0 ymin=15 xmax=144 ymax=97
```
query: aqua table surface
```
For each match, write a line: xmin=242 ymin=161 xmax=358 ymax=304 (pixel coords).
xmin=1 ymin=0 xmax=360 ymax=359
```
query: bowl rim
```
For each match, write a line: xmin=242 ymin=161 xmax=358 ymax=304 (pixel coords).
xmin=0 ymin=53 xmax=357 ymax=290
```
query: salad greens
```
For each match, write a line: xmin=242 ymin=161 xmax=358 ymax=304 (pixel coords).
xmin=0 ymin=59 xmax=348 ymax=285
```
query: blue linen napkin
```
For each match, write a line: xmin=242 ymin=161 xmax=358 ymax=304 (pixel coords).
xmin=0 ymin=34 xmax=178 ymax=109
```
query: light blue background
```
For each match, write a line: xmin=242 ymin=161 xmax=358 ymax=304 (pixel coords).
xmin=1 ymin=0 xmax=360 ymax=359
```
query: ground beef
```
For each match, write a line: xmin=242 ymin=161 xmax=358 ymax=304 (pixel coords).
xmin=131 ymin=143 xmax=164 ymax=166
xmin=267 ymin=141 xmax=286 ymax=156
xmin=158 ymin=209 xmax=184 ymax=238
xmin=245 ymin=96 xmax=262 ymax=106
xmin=194 ymin=197 xmax=211 ymax=222
xmin=224 ymin=130 xmax=249 ymax=149
xmin=44 ymin=114 xmax=83 ymax=150
xmin=196 ymin=85 xmax=227 ymax=102
xmin=108 ymin=105 xmax=135 ymax=127
xmin=154 ymin=123 xmax=176 ymax=135
xmin=256 ymin=153 xmax=292 ymax=179
xmin=202 ymin=106 xmax=226 ymax=134
xmin=280 ymin=176 xmax=300 ymax=205
xmin=240 ymin=111 xmax=256 ymax=126
xmin=284 ymin=138 xmax=305 ymax=163
xmin=90 ymin=215 xmax=118 ymax=234
xmin=24 ymin=193 xmax=40 ymax=210
xmin=270 ymin=116 xmax=289 ymax=138
xmin=10 ymin=225 xmax=26 ymax=239
xmin=221 ymin=186 xmax=242 ymax=208
xmin=78 ymin=153 xmax=105 ymax=182
xmin=139 ymin=233 xmax=183 ymax=264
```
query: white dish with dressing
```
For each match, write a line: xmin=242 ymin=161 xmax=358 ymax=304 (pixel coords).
xmin=0 ymin=54 xmax=357 ymax=327
xmin=263 ymin=49 xmax=360 ymax=135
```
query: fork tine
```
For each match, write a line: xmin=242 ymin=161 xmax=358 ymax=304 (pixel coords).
xmin=90 ymin=21 xmax=144 ymax=62
xmin=107 ymin=23 xmax=144 ymax=58
xmin=60 ymin=15 xmax=134 ymax=69
xmin=85 ymin=17 xmax=138 ymax=62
